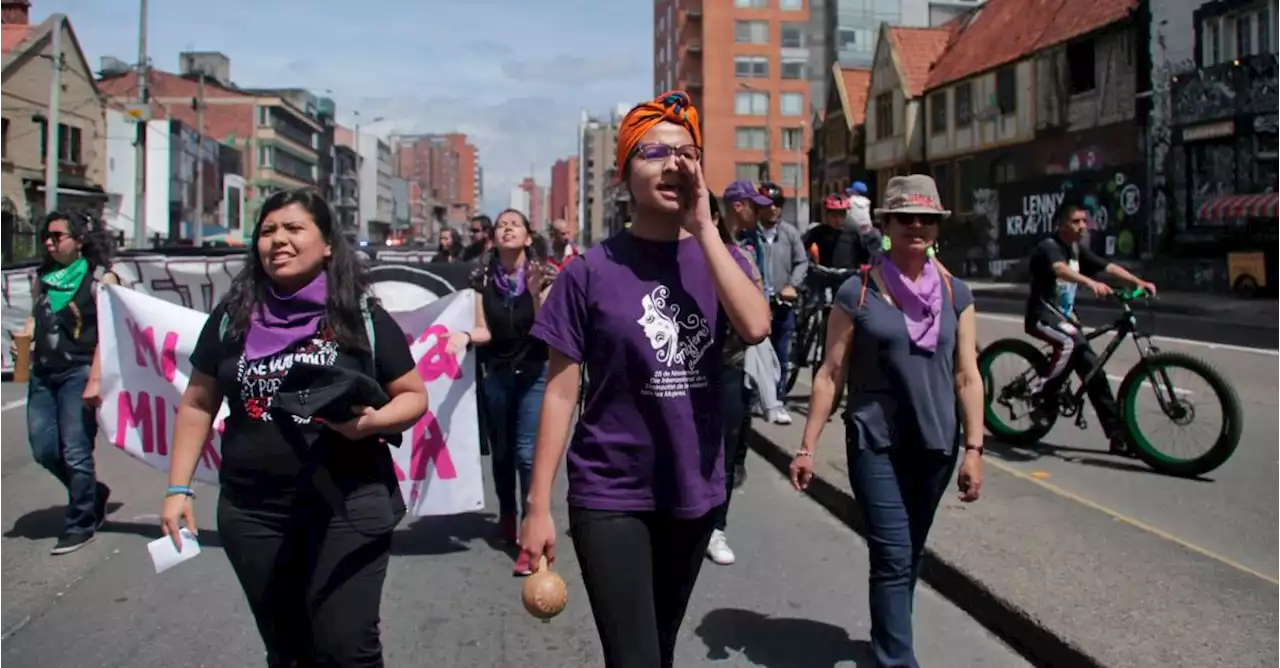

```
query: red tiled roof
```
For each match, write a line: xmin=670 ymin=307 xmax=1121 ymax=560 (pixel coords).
xmin=1 ymin=24 xmax=31 ymax=53
xmin=925 ymin=0 xmax=1136 ymax=90
xmin=887 ymin=27 xmax=952 ymax=97
xmin=839 ymin=67 xmax=872 ymax=125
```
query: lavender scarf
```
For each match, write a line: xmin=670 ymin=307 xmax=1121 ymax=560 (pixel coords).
xmin=879 ymin=257 xmax=944 ymax=353
xmin=244 ymin=272 xmax=328 ymax=360
xmin=491 ymin=259 xmax=527 ymax=300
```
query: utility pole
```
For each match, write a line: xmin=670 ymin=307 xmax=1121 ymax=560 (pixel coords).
xmin=132 ymin=0 xmax=149 ymax=248
xmin=193 ymin=72 xmax=205 ymax=247
xmin=43 ymin=19 xmax=62 ymax=215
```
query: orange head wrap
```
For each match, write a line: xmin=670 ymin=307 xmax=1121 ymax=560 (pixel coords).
xmin=614 ymin=90 xmax=702 ymax=177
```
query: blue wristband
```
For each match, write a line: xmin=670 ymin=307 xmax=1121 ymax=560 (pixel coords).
xmin=166 ymin=485 xmax=194 ymax=498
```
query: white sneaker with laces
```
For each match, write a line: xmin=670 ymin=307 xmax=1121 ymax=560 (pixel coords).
xmin=769 ymin=408 xmax=793 ymax=425
xmin=706 ymin=529 xmax=736 ymax=565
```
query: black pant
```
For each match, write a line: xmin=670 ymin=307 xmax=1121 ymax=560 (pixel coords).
xmin=569 ymin=507 xmax=716 ymax=668
xmin=218 ymin=487 xmax=397 ymax=668
xmin=714 ymin=364 xmax=750 ymax=531
xmin=1026 ymin=308 xmax=1121 ymax=434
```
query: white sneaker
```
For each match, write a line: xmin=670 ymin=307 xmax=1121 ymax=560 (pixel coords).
xmin=768 ymin=408 xmax=793 ymax=425
xmin=706 ymin=529 xmax=736 ymax=565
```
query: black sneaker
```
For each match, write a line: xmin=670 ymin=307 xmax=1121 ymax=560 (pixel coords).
xmin=1108 ymin=433 xmax=1136 ymax=458
xmin=94 ymin=482 xmax=112 ymax=530
xmin=733 ymin=463 xmax=747 ymax=490
xmin=51 ymin=532 xmax=95 ymax=555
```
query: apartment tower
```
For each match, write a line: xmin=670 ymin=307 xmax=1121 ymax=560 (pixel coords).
xmin=654 ymin=0 xmax=815 ymax=222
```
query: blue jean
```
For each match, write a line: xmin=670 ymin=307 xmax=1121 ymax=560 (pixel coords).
xmin=847 ymin=443 xmax=957 ymax=668
xmin=27 ymin=365 xmax=102 ymax=535
xmin=482 ymin=363 xmax=547 ymax=518
xmin=769 ymin=304 xmax=796 ymax=399
xmin=713 ymin=365 xmax=750 ymax=532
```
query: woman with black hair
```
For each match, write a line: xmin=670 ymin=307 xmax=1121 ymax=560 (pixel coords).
xmin=432 ymin=226 xmax=462 ymax=263
xmin=448 ymin=208 xmax=556 ymax=576
xmin=18 ymin=211 xmax=118 ymax=555
xmin=160 ymin=188 xmax=428 ymax=667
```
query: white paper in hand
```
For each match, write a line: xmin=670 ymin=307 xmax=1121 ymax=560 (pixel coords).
xmin=148 ymin=529 xmax=201 ymax=574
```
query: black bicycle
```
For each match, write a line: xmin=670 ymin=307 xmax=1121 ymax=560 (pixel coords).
xmin=978 ymin=287 xmax=1243 ymax=478
xmin=786 ymin=265 xmax=854 ymax=395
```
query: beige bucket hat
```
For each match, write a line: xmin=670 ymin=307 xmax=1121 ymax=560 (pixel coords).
xmin=873 ymin=174 xmax=952 ymax=219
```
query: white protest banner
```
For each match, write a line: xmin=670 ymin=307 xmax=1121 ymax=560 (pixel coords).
xmin=96 ymin=284 xmax=484 ymax=516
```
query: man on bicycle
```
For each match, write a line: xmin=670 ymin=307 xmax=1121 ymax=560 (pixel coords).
xmin=756 ymin=182 xmax=809 ymax=420
xmin=1025 ymin=203 xmax=1158 ymax=455
xmin=831 ymin=181 xmax=883 ymax=270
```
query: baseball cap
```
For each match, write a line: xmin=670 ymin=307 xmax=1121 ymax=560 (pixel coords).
xmin=723 ymin=180 xmax=774 ymax=207
xmin=847 ymin=181 xmax=869 ymax=195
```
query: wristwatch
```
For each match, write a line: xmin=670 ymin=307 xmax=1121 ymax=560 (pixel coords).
xmin=963 ymin=443 xmax=984 ymax=456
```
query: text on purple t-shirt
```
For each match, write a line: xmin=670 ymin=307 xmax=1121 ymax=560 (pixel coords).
xmin=530 ymin=231 xmax=753 ymax=518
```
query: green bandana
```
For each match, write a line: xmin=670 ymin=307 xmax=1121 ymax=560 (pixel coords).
xmin=40 ymin=256 xmax=89 ymax=313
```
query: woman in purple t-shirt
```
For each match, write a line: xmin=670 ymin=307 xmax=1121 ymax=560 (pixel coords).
xmin=520 ymin=91 xmax=771 ymax=668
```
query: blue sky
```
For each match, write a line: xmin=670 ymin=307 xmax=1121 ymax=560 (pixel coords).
xmin=40 ymin=0 xmax=651 ymax=215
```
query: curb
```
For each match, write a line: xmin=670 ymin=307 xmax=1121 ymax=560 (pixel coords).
xmin=744 ymin=427 xmax=1105 ymax=668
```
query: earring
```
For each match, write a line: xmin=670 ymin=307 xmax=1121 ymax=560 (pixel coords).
xmin=881 ymin=235 xmax=892 ymax=252
xmin=926 ymin=245 xmax=936 ymax=259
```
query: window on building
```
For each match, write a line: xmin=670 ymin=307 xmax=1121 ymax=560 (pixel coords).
xmin=735 ymin=55 xmax=770 ymax=78
xmin=735 ymin=20 xmax=769 ymax=44
xmin=1066 ymin=40 xmax=1096 ymax=94
xmin=780 ymin=92 xmax=805 ymax=116
xmin=736 ymin=127 xmax=769 ymax=150
xmin=781 ymin=22 xmax=806 ymax=48
xmin=780 ymin=0 xmax=803 ymax=10
xmin=874 ymin=92 xmax=893 ymax=139
xmin=953 ymin=82 xmax=973 ymax=126
xmin=953 ymin=157 xmax=975 ymax=213
xmin=781 ymin=55 xmax=808 ymax=79
xmin=838 ymin=28 xmax=858 ymax=49
xmin=992 ymin=156 xmax=1017 ymax=184
xmin=781 ymin=127 xmax=804 ymax=151
xmin=39 ymin=122 xmax=83 ymax=164
xmin=929 ymin=92 xmax=948 ymax=135
xmin=1205 ymin=20 xmax=1223 ymax=65
xmin=736 ymin=162 xmax=764 ymax=181
xmin=1236 ymin=12 xmax=1254 ymax=57
xmin=781 ymin=163 xmax=803 ymax=188
xmin=736 ymin=91 xmax=770 ymax=115
xmin=735 ymin=0 xmax=767 ymax=7
xmin=995 ymin=67 xmax=1017 ymax=114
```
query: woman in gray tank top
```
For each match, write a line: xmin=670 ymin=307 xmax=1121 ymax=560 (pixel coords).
xmin=789 ymin=175 xmax=986 ymax=668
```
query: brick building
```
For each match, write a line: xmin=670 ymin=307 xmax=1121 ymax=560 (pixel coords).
xmin=548 ymin=156 xmax=579 ymax=236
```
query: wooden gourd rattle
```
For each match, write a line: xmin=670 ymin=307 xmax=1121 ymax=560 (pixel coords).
xmin=521 ymin=555 xmax=568 ymax=621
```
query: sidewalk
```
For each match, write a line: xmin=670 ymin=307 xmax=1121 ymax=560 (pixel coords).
xmin=967 ymin=280 xmax=1279 ymax=323
xmin=746 ymin=417 xmax=1279 ymax=668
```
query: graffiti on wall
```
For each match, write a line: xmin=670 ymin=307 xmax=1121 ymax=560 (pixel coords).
xmin=979 ymin=165 xmax=1145 ymax=263
xmin=1150 ymin=58 xmax=1197 ymax=239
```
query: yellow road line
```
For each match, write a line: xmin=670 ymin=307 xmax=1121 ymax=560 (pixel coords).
xmin=982 ymin=457 xmax=1280 ymax=586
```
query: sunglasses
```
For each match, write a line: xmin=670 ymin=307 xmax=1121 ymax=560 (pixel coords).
xmin=634 ymin=143 xmax=702 ymax=162
xmin=44 ymin=231 xmax=69 ymax=243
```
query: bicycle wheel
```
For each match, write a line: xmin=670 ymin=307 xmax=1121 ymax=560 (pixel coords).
xmin=785 ymin=309 xmax=819 ymax=394
xmin=978 ymin=338 xmax=1056 ymax=445
xmin=1117 ymin=352 xmax=1243 ymax=477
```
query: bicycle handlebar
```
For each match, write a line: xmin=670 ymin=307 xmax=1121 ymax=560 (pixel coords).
xmin=1114 ymin=287 xmax=1151 ymax=303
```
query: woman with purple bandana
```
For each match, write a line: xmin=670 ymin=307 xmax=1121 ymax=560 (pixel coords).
xmin=161 ymin=189 xmax=428 ymax=667
xmin=790 ymin=174 xmax=986 ymax=668
xmin=519 ymin=91 xmax=771 ymax=668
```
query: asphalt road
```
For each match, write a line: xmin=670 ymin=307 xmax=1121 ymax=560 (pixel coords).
xmin=0 ymin=383 xmax=1028 ymax=668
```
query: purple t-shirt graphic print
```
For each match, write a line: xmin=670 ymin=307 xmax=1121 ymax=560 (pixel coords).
xmin=531 ymin=232 xmax=753 ymax=519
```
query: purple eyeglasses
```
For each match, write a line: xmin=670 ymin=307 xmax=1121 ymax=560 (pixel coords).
xmin=634 ymin=143 xmax=702 ymax=162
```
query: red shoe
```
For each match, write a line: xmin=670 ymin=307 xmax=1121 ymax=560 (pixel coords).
xmin=512 ymin=549 xmax=533 ymax=577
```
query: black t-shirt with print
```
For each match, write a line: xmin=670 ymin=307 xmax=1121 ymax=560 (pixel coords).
xmin=190 ymin=303 xmax=416 ymax=509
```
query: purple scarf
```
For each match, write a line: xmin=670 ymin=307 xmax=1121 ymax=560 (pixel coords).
xmin=244 ymin=272 xmax=328 ymax=360
xmin=879 ymin=257 xmax=943 ymax=353
xmin=491 ymin=259 xmax=527 ymax=300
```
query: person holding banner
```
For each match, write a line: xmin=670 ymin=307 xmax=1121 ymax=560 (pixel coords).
xmin=450 ymin=208 xmax=554 ymax=576
xmin=519 ymin=91 xmax=771 ymax=668
xmin=17 ymin=211 xmax=118 ymax=555
xmin=160 ymin=189 xmax=427 ymax=668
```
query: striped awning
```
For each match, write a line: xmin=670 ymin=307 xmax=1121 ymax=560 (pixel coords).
xmin=1196 ymin=193 xmax=1280 ymax=220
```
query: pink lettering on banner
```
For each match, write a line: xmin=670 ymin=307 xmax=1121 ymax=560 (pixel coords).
xmin=115 ymin=390 xmax=154 ymax=453
xmin=415 ymin=325 xmax=462 ymax=382
xmin=394 ymin=411 xmax=457 ymax=482
xmin=125 ymin=318 xmax=178 ymax=382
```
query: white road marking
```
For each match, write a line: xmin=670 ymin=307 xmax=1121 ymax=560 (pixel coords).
xmin=975 ymin=312 xmax=1279 ymax=357
xmin=1106 ymin=374 xmax=1193 ymax=397
xmin=2 ymin=398 xmax=26 ymax=412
